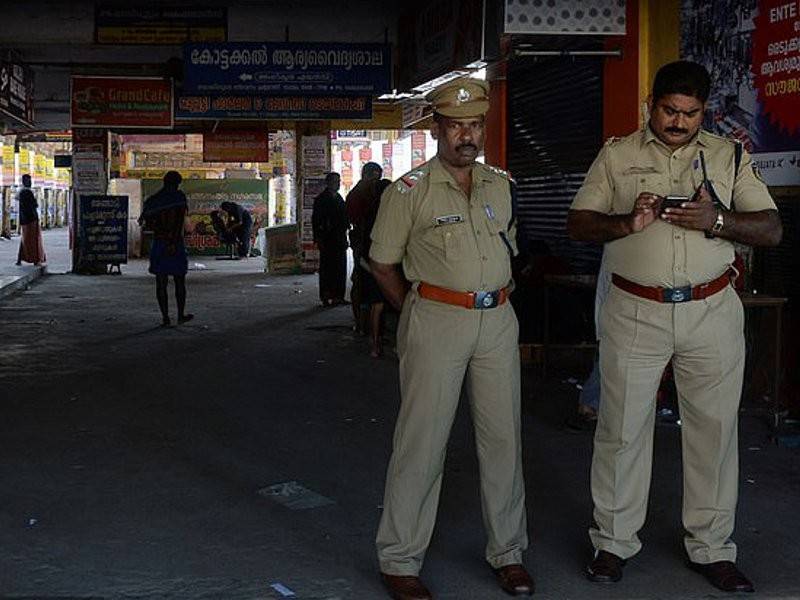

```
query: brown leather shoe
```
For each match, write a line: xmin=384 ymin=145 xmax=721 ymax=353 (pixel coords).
xmin=688 ymin=560 xmax=755 ymax=593
xmin=493 ymin=564 xmax=534 ymax=596
xmin=586 ymin=550 xmax=626 ymax=583
xmin=380 ymin=573 xmax=432 ymax=600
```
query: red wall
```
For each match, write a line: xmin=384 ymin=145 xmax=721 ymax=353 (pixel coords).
xmin=603 ymin=0 xmax=640 ymax=139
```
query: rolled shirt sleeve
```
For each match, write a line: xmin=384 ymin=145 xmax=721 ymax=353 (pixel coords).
xmin=570 ymin=145 xmax=613 ymax=214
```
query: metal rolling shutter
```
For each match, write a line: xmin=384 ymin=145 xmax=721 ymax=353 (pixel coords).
xmin=508 ymin=53 xmax=604 ymax=274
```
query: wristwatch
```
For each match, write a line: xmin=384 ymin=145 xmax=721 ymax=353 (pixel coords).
xmin=709 ymin=208 xmax=725 ymax=236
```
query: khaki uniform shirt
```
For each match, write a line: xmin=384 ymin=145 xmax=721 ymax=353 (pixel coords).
xmin=571 ymin=127 xmax=777 ymax=287
xmin=370 ymin=156 xmax=517 ymax=292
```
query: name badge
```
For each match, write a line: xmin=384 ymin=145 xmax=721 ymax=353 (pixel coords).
xmin=434 ymin=214 xmax=464 ymax=226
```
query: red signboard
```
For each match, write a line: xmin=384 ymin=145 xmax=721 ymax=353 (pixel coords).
xmin=203 ymin=130 xmax=269 ymax=162
xmin=71 ymin=76 xmax=173 ymax=129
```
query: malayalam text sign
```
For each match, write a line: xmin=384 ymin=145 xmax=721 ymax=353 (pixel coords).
xmin=183 ymin=42 xmax=391 ymax=95
xmin=79 ymin=195 xmax=129 ymax=264
xmin=0 ymin=59 xmax=34 ymax=127
xmin=71 ymin=76 xmax=173 ymax=128
xmin=175 ymin=94 xmax=372 ymax=120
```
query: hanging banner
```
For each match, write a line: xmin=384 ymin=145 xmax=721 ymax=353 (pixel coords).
xmin=382 ymin=142 xmax=393 ymax=180
xmin=681 ymin=0 xmax=800 ymax=185
xmin=0 ymin=58 xmax=35 ymax=128
xmin=203 ymin=130 xmax=269 ymax=162
xmin=78 ymin=195 xmax=129 ymax=265
xmin=505 ymin=0 xmax=627 ymax=35
xmin=95 ymin=5 xmax=227 ymax=45
xmin=183 ymin=42 xmax=391 ymax=95
xmin=175 ymin=94 xmax=372 ymax=120
xmin=411 ymin=131 xmax=427 ymax=168
xmin=71 ymin=76 xmax=173 ymax=128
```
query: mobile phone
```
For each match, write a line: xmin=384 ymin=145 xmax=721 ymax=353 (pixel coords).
xmin=659 ymin=194 xmax=689 ymax=213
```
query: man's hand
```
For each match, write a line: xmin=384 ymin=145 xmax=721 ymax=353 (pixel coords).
xmin=628 ymin=192 xmax=660 ymax=233
xmin=660 ymin=185 xmax=717 ymax=231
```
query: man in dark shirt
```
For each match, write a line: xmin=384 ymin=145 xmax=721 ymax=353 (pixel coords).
xmin=15 ymin=174 xmax=47 ymax=266
xmin=220 ymin=201 xmax=254 ymax=258
xmin=312 ymin=172 xmax=348 ymax=305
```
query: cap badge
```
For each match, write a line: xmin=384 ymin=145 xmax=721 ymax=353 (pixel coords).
xmin=456 ymin=87 xmax=471 ymax=104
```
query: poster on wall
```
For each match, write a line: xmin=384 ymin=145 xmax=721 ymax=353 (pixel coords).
xmin=0 ymin=57 xmax=35 ymax=128
xmin=681 ymin=0 xmax=800 ymax=185
xmin=95 ymin=5 xmax=227 ymax=45
xmin=505 ymin=0 xmax=627 ymax=35
xmin=142 ymin=179 xmax=268 ymax=255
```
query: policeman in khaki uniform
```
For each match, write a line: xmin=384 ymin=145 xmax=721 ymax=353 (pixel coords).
xmin=568 ymin=61 xmax=782 ymax=594
xmin=370 ymin=78 xmax=533 ymax=600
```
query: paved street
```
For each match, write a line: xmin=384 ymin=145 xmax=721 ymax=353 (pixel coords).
xmin=0 ymin=261 xmax=799 ymax=599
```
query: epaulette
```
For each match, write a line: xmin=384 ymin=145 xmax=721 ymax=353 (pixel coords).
xmin=482 ymin=164 xmax=515 ymax=183
xmin=395 ymin=166 xmax=429 ymax=194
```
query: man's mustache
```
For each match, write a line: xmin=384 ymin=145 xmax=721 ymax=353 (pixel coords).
xmin=456 ymin=143 xmax=478 ymax=152
xmin=665 ymin=127 xmax=688 ymax=134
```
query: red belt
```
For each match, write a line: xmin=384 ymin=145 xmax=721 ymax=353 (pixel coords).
xmin=611 ymin=270 xmax=733 ymax=303
xmin=418 ymin=282 xmax=510 ymax=309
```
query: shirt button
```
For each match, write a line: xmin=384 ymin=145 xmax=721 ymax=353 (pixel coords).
xmin=481 ymin=256 xmax=488 ymax=261
xmin=674 ymin=234 xmax=681 ymax=239
xmin=673 ymin=179 xmax=680 ymax=184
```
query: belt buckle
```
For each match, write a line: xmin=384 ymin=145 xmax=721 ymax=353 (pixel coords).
xmin=474 ymin=290 xmax=498 ymax=309
xmin=662 ymin=285 xmax=692 ymax=303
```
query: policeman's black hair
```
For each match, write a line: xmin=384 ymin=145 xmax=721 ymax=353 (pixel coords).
xmin=325 ymin=172 xmax=340 ymax=184
xmin=21 ymin=173 xmax=32 ymax=186
xmin=163 ymin=170 xmax=182 ymax=188
xmin=652 ymin=60 xmax=711 ymax=103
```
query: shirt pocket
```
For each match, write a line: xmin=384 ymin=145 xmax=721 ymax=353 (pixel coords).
xmin=614 ymin=166 xmax=663 ymax=214
xmin=423 ymin=222 xmax=472 ymax=261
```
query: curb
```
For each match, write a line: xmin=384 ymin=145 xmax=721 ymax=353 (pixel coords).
xmin=0 ymin=265 xmax=45 ymax=300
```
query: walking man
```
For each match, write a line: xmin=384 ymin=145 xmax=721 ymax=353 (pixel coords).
xmin=568 ymin=60 xmax=782 ymax=593
xmin=370 ymin=78 xmax=533 ymax=599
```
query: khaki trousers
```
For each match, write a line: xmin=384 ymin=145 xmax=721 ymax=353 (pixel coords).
xmin=590 ymin=283 xmax=745 ymax=564
xmin=376 ymin=290 xmax=528 ymax=575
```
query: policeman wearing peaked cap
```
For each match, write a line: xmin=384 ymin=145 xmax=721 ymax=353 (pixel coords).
xmin=369 ymin=76 xmax=534 ymax=599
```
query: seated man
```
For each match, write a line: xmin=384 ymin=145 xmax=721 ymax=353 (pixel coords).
xmin=220 ymin=201 xmax=253 ymax=257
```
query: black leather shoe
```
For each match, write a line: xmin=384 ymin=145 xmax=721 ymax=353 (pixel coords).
xmin=688 ymin=560 xmax=754 ymax=593
xmin=493 ymin=564 xmax=534 ymax=596
xmin=586 ymin=550 xmax=626 ymax=583
xmin=380 ymin=573 xmax=433 ymax=600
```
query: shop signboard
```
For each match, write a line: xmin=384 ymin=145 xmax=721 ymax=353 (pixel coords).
xmin=202 ymin=130 xmax=269 ymax=162
xmin=141 ymin=178 xmax=268 ymax=255
xmin=175 ymin=94 xmax=372 ymax=120
xmin=0 ymin=58 xmax=34 ymax=128
xmin=95 ymin=5 xmax=227 ymax=45
xmin=78 ymin=195 xmax=129 ymax=265
xmin=183 ymin=42 xmax=391 ymax=95
xmin=681 ymin=0 xmax=800 ymax=185
xmin=71 ymin=76 xmax=173 ymax=129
